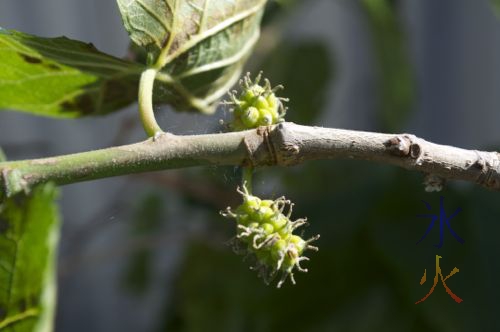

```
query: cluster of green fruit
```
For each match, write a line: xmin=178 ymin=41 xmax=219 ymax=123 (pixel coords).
xmin=221 ymin=184 xmax=319 ymax=288
xmin=226 ymin=72 xmax=287 ymax=130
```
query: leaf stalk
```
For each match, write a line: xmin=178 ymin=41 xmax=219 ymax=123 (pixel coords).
xmin=138 ymin=68 xmax=163 ymax=137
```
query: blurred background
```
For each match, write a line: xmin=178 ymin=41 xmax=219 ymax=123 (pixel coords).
xmin=1 ymin=0 xmax=500 ymax=331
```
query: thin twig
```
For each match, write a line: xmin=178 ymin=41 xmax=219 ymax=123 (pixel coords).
xmin=1 ymin=122 xmax=500 ymax=198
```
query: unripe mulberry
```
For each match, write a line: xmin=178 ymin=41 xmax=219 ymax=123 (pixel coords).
xmin=225 ymin=72 xmax=288 ymax=131
xmin=221 ymin=185 xmax=319 ymax=288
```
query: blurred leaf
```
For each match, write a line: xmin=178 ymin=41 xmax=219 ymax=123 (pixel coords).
xmin=0 ymin=29 xmax=143 ymax=118
xmin=0 ymin=183 xmax=60 ymax=332
xmin=491 ymin=0 xmax=500 ymax=16
xmin=262 ymin=42 xmax=332 ymax=125
xmin=122 ymin=193 xmax=165 ymax=294
xmin=116 ymin=0 xmax=267 ymax=113
xmin=360 ymin=0 xmax=414 ymax=131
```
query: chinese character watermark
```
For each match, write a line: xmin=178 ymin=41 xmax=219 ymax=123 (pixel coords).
xmin=416 ymin=196 xmax=464 ymax=248
xmin=414 ymin=196 xmax=464 ymax=304
xmin=415 ymin=255 xmax=463 ymax=304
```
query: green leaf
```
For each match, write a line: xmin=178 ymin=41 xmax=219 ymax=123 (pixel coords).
xmin=116 ymin=0 xmax=267 ymax=113
xmin=0 ymin=28 xmax=143 ymax=117
xmin=0 ymin=183 xmax=61 ymax=332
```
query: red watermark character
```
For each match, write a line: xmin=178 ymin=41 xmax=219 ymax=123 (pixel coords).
xmin=415 ymin=255 xmax=463 ymax=304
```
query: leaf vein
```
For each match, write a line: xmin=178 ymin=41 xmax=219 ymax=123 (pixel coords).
xmin=175 ymin=28 xmax=259 ymax=79
xmin=136 ymin=0 xmax=171 ymax=32
xmin=160 ymin=0 xmax=265 ymax=66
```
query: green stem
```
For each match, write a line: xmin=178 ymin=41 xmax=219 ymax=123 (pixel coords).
xmin=138 ymin=68 xmax=163 ymax=137
xmin=0 ymin=129 xmax=261 ymax=199
xmin=0 ymin=309 xmax=39 ymax=330
xmin=242 ymin=167 xmax=253 ymax=195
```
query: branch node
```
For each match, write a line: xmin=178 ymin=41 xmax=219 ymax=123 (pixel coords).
xmin=383 ymin=135 xmax=412 ymax=156
xmin=242 ymin=137 xmax=257 ymax=168
xmin=257 ymin=126 xmax=278 ymax=165
xmin=1 ymin=168 xmax=28 ymax=199
xmin=152 ymin=131 xmax=164 ymax=142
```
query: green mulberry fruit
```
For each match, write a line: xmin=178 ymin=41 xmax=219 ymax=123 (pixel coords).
xmin=221 ymin=184 xmax=319 ymax=288
xmin=225 ymin=72 xmax=288 ymax=131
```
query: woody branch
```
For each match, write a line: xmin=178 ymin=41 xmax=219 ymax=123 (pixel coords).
xmin=1 ymin=122 xmax=500 ymax=198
